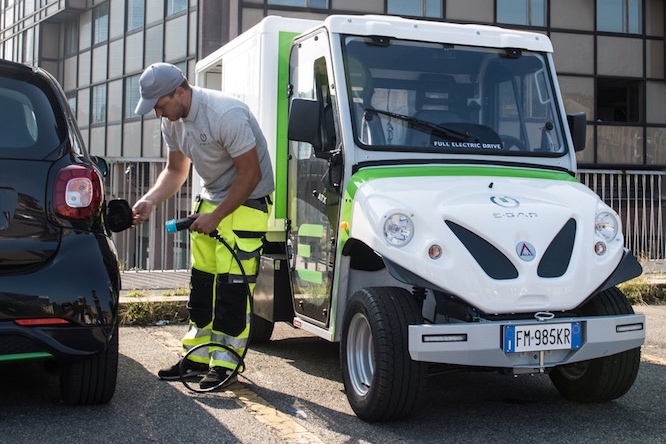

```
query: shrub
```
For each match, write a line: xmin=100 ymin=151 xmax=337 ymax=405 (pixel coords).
xmin=119 ymin=291 xmax=188 ymax=326
xmin=619 ymin=277 xmax=666 ymax=305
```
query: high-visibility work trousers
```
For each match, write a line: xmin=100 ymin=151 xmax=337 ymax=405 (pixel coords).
xmin=182 ymin=196 xmax=270 ymax=371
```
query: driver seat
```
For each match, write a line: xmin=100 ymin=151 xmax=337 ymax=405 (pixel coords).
xmin=410 ymin=74 xmax=464 ymax=146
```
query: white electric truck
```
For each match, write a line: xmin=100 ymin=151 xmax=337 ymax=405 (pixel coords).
xmin=194 ymin=15 xmax=646 ymax=422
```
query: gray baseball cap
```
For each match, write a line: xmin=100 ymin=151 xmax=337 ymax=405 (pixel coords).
xmin=135 ymin=63 xmax=186 ymax=115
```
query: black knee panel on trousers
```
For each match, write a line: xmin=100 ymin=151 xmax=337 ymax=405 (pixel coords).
xmin=188 ymin=268 xmax=215 ymax=328
xmin=214 ymin=275 xmax=247 ymax=337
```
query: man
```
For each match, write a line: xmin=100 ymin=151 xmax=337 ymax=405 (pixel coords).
xmin=132 ymin=62 xmax=274 ymax=389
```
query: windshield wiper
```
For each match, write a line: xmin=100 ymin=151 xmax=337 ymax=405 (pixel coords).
xmin=366 ymin=108 xmax=472 ymax=143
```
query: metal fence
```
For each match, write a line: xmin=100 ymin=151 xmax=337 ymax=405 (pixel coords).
xmin=106 ymin=160 xmax=193 ymax=271
xmin=577 ymin=169 xmax=665 ymax=260
xmin=105 ymin=161 xmax=666 ymax=271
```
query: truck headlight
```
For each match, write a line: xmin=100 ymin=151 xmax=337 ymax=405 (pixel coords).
xmin=595 ymin=212 xmax=618 ymax=241
xmin=383 ymin=213 xmax=414 ymax=246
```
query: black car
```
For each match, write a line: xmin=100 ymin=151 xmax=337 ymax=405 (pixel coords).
xmin=0 ymin=58 xmax=122 ymax=405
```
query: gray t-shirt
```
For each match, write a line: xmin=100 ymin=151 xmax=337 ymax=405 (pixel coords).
xmin=161 ymin=86 xmax=274 ymax=203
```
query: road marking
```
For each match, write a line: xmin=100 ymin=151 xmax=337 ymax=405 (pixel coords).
xmin=147 ymin=329 xmax=183 ymax=354
xmin=642 ymin=354 xmax=666 ymax=366
xmin=148 ymin=327 xmax=325 ymax=444
xmin=233 ymin=386 xmax=325 ymax=444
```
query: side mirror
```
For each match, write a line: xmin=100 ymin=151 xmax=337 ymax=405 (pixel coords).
xmin=288 ymin=98 xmax=322 ymax=152
xmin=567 ymin=112 xmax=586 ymax=152
xmin=288 ymin=98 xmax=337 ymax=159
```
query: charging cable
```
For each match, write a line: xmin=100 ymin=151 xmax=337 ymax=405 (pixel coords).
xmin=166 ymin=217 xmax=252 ymax=393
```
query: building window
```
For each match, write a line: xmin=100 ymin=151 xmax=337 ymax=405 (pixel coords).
xmin=22 ymin=28 xmax=34 ymax=64
xmin=597 ymin=0 xmax=642 ymax=34
xmin=93 ymin=3 xmax=109 ymax=44
xmin=497 ymin=0 xmax=547 ymax=27
xmin=65 ymin=19 xmax=78 ymax=56
xmin=92 ymin=84 xmax=107 ymax=124
xmin=267 ymin=0 xmax=327 ymax=8
xmin=387 ymin=0 xmax=441 ymax=18
xmin=66 ymin=92 xmax=77 ymax=116
xmin=124 ymin=74 xmax=140 ymax=118
xmin=166 ymin=0 xmax=187 ymax=15
xmin=127 ymin=0 xmax=145 ymax=31
xmin=596 ymin=78 xmax=643 ymax=123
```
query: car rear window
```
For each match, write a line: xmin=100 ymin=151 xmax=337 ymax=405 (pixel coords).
xmin=0 ymin=76 xmax=64 ymax=156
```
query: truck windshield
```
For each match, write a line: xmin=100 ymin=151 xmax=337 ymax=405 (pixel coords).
xmin=343 ymin=36 xmax=566 ymax=156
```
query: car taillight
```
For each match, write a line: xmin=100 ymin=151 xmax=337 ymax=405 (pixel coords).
xmin=54 ymin=165 xmax=104 ymax=220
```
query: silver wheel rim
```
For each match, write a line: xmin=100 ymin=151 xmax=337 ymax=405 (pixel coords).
xmin=558 ymin=360 xmax=590 ymax=380
xmin=346 ymin=312 xmax=374 ymax=397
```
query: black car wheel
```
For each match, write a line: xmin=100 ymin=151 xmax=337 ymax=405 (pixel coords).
xmin=60 ymin=326 xmax=119 ymax=405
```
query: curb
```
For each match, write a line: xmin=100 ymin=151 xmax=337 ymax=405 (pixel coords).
xmin=119 ymin=293 xmax=189 ymax=304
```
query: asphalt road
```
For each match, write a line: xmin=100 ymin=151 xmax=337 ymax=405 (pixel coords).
xmin=0 ymin=306 xmax=664 ymax=443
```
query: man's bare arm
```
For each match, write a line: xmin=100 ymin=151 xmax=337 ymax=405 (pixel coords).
xmin=132 ymin=150 xmax=191 ymax=225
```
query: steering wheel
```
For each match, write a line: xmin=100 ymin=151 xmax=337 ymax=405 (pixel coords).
xmin=500 ymin=135 xmax=528 ymax=152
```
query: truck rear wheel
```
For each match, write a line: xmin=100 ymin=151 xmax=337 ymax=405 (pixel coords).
xmin=341 ymin=287 xmax=427 ymax=422
xmin=549 ymin=287 xmax=641 ymax=403
xmin=250 ymin=314 xmax=274 ymax=344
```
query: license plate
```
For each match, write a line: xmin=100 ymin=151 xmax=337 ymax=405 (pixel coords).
xmin=503 ymin=322 xmax=582 ymax=353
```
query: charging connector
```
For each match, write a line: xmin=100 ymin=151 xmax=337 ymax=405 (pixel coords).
xmin=165 ymin=217 xmax=195 ymax=233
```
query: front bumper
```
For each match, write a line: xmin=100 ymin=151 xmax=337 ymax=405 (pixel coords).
xmin=408 ymin=314 xmax=645 ymax=369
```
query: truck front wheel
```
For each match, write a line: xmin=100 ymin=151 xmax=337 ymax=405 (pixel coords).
xmin=341 ymin=287 xmax=427 ymax=422
xmin=549 ymin=287 xmax=641 ymax=403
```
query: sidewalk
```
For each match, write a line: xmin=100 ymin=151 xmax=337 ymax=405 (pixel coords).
xmin=120 ymin=260 xmax=666 ymax=302
xmin=638 ymin=260 xmax=666 ymax=284
xmin=119 ymin=269 xmax=190 ymax=303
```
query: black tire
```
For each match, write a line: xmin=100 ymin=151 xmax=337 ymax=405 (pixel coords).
xmin=60 ymin=326 xmax=119 ymax=405
xmin=250 ymin=313 xmax=275 ymax=344
xmin=340 ymin=287 xmax=427 ymax=422
xmin=549 ymin=287 xmax=641 ymax=403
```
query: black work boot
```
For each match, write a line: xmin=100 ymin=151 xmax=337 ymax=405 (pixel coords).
xmin=199 ymin=366 xmax=238 ymax=389
xmin=157 ymin=358 xmax=208 ymax=380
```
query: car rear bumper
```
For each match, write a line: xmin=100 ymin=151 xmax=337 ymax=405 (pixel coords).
xmin=0 ymin=232 xmax=119 ymax=361
xmin=0 ymin=323 xmax=115 ymax=361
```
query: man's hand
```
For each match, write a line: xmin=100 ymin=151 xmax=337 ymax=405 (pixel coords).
xmin=189 ymin=212 xmax=222 ymax=235
xmin=132 ymin=198 xmax=155 ymax=226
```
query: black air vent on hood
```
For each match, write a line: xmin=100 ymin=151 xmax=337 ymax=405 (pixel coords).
xmin=445 ymin=220 xmax=518 ymax=280
xmin=537 ymin=218 xmax=576 ymax=278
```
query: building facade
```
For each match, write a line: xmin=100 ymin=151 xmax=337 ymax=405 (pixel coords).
xmin=1 ymin=0 xmax=665 ymax=268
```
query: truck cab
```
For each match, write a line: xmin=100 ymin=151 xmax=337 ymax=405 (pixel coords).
xmin=195 ymin=15 xmax=645 ymax=422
